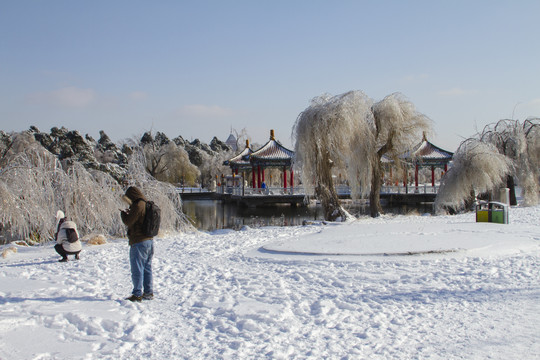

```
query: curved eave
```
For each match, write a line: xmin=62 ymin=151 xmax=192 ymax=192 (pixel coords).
xmin=249 ymin=139 xmax=294 ymax=166
xmin=225 ymin=147 xmax=253 ymax=168
xmin=404 ymin=140 xmax=454 ymax=165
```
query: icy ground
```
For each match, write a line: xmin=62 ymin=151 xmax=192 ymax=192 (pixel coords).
xmin=1 ymin=206 xmax=539 ymax=359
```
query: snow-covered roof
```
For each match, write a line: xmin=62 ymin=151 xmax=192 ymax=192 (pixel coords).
xmin=223 ymin=142 xmax=253 ymax=169
xmin=404 ymin=133 xmax=454 ymax=165
xmin=249 ymin=130 xmax=294 ymax=167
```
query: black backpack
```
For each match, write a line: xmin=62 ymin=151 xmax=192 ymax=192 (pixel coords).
xmin=56 ymin=218 xmax=79 ymax=243
xmin=141 ymin=200 xmax=161 ymax=237
xmin=65 ymin=228 xmax=79 ymax=243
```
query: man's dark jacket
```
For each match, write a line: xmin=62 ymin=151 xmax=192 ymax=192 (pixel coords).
xmin=121 ymin=186 xmax=153 ymax=246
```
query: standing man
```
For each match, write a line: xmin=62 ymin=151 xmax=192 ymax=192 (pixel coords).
xmin=121 ymin=186 xmax=154 ymax=302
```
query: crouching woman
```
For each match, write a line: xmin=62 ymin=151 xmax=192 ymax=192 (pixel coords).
xmin=54 ymin=210 xmax=82 ymax=262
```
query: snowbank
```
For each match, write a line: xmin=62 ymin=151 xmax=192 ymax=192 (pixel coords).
xmin=261 ymin=216 xmax=539 ymax=257
xmin=1 ymin=206 xmax=539 ymax=359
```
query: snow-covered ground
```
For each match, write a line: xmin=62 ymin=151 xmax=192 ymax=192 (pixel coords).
xmin=1 ymin=206 xmax=539 ymax=359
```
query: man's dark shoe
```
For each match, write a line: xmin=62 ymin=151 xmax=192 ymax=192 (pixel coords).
xmin=126 ymin=294 xmax=142 ymax=302
xmin=58 ymin=258 xmax=68 ymax=262
xmin=142 ymin=293 xmax=154 ymax=300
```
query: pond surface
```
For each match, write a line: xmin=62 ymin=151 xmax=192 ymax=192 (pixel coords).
xmin=182 ymin=200 xmax=434 ymax=232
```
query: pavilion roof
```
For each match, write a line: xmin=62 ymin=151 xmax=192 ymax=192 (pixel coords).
xmin=403 ymin=133 xmax=454 ymax=166
xmin=248 ymin=130 xmax=294 ymax=167
xmin=223 ymin=141 xmax=253 ymax=169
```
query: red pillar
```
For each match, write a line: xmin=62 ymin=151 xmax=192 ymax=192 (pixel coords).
xmin=290 ymin=168 xmax=294 ymax=190
xmin=444 ymin=164 xmax=448 ymax=172
xmin=431 ymin=166 xmax=435 ymax=186
xmin=262 ymin=168 xmax=265 ymax=183
xmin=283 ymin=166 xmax=287 ymax=189
xmin=252 ymin=166 xmax=256 ymax=188
xmin=415 ymin=164 xmax=419 ymax=187
xmin=403 ymin=170 xmax=407 ymax=187
xmin=257 ymin=166 xmax=261 ymax=188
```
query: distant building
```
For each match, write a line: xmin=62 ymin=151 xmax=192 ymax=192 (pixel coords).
xmin=225 ymin=133 xmax=237 ymax=152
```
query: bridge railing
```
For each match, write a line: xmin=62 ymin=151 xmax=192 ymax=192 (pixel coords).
xmin=381 ymin=184 xmax=439 ymax=194
xmin=223 ymin=186 xmax=307 ymax=196
xmin=335 ymin=184 xmax=351 ymax=196
xmin=177 ymin=187 xmax=212 ymax=193
xmin=218 ymin=184 xmax=439 ymax=196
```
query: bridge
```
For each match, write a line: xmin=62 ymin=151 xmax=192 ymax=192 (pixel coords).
xmin=179 ymin=184 xmax=438 ymax=206
xmin=379 ymin=185 xmax=438 ymax=204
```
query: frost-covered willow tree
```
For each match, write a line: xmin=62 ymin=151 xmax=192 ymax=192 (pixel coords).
xmin=480 ymin=118 xmax=540 ymax=205
xmin=366 ymin=93 xmax=433 ymax=216
xmin=435 ymin=139 xmax=512 ymax=211
xmin=0 ymin=131 xmax=193 ymax=244
xmin=294 ymin=92 xmax=372 ymax=220
xmin=0 ymin=135 xmax=126 ymax=242
xmin=436 ymin=118 xmax=540 ymax=210
xmin=525 ymin=119 xmax=540 ymax=202
xmin=293 ymin=91 xmax=432 ymax=219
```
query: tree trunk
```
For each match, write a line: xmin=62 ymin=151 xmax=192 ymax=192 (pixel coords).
xmin=316 ymin=183 xmax=345 ymax=221
xmin=506 ymin=175 xmax=517 ymax=205
xmin=316 ymin=150 xmax=346 ymax=221
xmin=369 ymin=160 xmax=384 ymax=217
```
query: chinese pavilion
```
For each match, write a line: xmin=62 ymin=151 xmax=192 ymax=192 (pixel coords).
xmin=403 ymin=133 xmax=454 ymax=186
xmin=224 ymin=130 xmax=295 ymax=190
xmin=223 ymin=139 xmax=253 ymax=173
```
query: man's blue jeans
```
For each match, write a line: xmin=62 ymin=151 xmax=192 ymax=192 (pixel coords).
xmin=129 ymin=240 xmax=154 ymax=297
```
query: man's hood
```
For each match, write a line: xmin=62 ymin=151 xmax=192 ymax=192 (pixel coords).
xmin=125 ymin=186 xmax=146 ymax=202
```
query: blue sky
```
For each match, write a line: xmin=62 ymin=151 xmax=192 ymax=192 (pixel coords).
xmin=1 ymin=1 xmax=539 ymax=151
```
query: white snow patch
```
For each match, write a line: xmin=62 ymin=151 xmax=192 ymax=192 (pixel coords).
xmin=1 ymin=206 xmax=539 ymax=359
